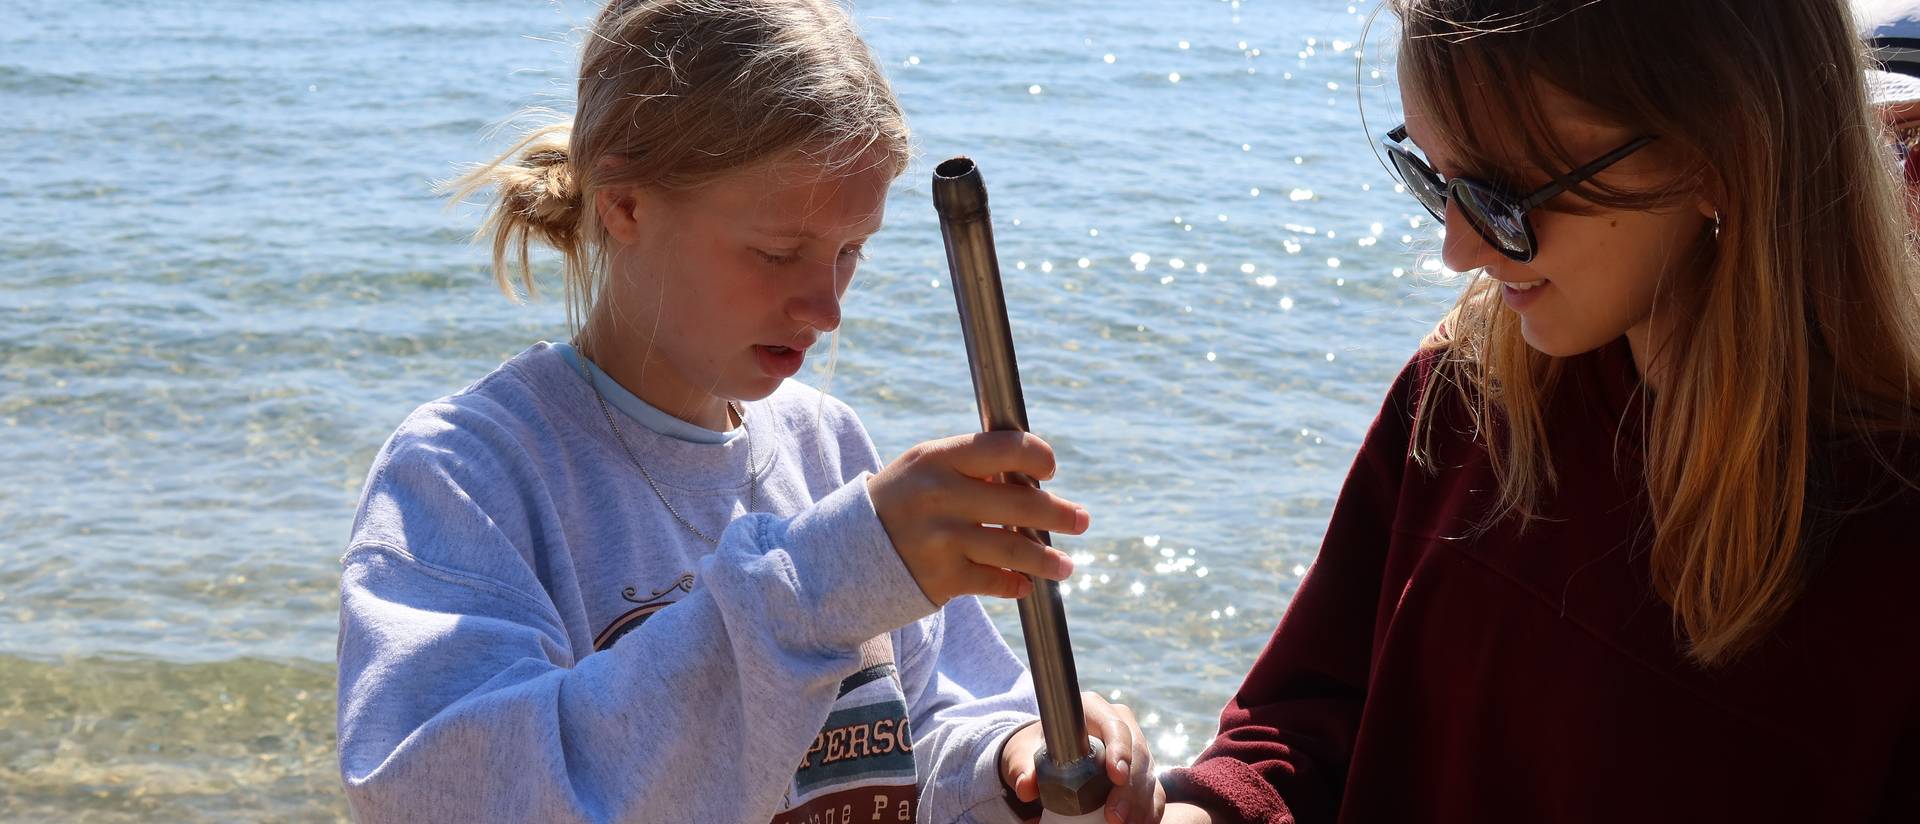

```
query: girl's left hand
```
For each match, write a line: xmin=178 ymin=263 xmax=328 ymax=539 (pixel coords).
xmin=999 ymin=691 xmax=1165 ymax=824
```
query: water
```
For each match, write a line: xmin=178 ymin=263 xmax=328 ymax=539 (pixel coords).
xmin=0 ymin=1 xmax=1451 ymax=819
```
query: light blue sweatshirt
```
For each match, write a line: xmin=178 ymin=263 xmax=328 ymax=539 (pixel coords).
xmin=337 ymin=342 xmax=1040 ymax=823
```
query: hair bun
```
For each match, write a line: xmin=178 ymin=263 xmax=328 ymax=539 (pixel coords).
xmin=506 ymin=135 xmax=581 ymax=245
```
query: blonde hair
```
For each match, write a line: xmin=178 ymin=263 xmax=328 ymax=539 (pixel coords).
xmin=1394 ymin=0 xmax=1920 ymax=666
xmin=443 ymin=0 xmax=911 ymax=333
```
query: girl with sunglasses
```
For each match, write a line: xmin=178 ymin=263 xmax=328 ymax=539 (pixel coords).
xmin=1160 ymin=0 xmax=1920 ymax=821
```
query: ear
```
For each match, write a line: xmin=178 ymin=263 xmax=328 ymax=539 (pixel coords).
xmin=1692 ymin=162 xmax=1725 ymax=223
xmin=1694 ymin=196 xmax=1717 ymax=222
xmin=597 ymin=184 xmax=646 ymax=246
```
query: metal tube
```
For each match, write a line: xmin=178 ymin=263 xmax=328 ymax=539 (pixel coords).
xmin=932 ymin=156 xmax=1110 ymax=816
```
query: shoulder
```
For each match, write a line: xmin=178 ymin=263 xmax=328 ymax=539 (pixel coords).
xmin=350 ymin=345 xmax=587 ymax=561
xmin=1373 ymin=332 xmax=1457 ymax=436
xmin=757 ymin=378 xmax=869 ymax=436
xmin=753 ymin=379 xmax=882 ymax=479
xmin=380 ymin=346 xmax=580 ymax=474
xmin=1815 ymin=433 xmax=1920 ymax=543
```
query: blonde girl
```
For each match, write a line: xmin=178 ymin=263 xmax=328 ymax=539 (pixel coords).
xmin=336 ymin=1 xmax=1162 ymax=821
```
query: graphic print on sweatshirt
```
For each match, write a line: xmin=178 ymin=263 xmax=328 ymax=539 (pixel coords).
xmin=591 ymin=572 xmax=695 ymax=651
xmin=772 ymin=634 xmax=919 ymax=824
xmin=590 ymin=579 xmax=921 ymax=822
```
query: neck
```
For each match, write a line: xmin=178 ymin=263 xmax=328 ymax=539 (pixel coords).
xmin=1627 ymin=235 xmax=1721 ymax=395
xmin=577 ymin=315 xmax=736 ymax=431
xmin=1624 ymin=317 xmax=1668 ymax=394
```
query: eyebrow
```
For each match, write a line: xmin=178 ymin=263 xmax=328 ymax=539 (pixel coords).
xmin=1392 ymin=124 xmax=1449 ymax=164
xmin=753 ymin=225 xmax=883 ymax=242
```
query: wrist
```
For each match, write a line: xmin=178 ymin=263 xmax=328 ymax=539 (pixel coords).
xmin=997 ymin=720 xmax=1041 ymax=788
xmin=1161 ymin=802 xmax=1217 ymax=824
xmin=999 ymin=720 xmax=1045 ymax=819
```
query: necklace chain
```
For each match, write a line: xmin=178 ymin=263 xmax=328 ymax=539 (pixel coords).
xmin=576 ymin=352 xmax=757 ymax=547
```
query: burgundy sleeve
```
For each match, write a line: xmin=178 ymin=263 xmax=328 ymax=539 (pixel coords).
xmin=1873 ymin=726 xmax=1920 ymax=822
xmin=1162 ymin=353 xmax=1426 ymax=824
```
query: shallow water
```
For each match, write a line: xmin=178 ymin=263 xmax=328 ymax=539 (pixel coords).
xmin=0 ymin=0 xmax=1452 ymax=819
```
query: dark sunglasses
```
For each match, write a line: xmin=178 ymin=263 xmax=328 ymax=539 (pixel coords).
xmin=1383 ymin=124 xmax=1657 ymax=262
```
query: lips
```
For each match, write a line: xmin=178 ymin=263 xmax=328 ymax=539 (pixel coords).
xmin=753 ymin=343 xmax=808 ymax=379
xmin=1497 ymin=276 xmax=1551 ymax=310
xmin=766 ymin=335 xmax=819 ymax=353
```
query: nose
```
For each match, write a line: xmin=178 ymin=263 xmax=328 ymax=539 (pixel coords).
xmin=785 ymin=258 xmax=846 ymax=334
xmin=1438 ymin=198 xmax=1507 ymax=274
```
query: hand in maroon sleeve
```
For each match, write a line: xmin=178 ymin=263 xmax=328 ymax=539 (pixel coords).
xmin=1161 ymin=352 xmax=1430 ymax=824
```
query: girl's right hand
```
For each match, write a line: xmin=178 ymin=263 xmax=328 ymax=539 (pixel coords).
xmin=866 ymin=432 xmax=1086 ymax=606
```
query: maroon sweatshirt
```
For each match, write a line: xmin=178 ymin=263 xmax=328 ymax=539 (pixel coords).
xmin=1164 ymin=337 xmax=1920 ymax=823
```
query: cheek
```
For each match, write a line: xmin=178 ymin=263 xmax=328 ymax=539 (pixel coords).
xmin=1616 ymin=211 xmax=1707 ymax=307
xmin=1535 ymin=211 xmax=1693 ymax=312
xmin=836 ymin=261 xmax=858 ymax=297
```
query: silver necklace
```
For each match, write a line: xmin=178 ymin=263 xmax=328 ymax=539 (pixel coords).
xmin=575 ymin=352 xmax=757 ymax=546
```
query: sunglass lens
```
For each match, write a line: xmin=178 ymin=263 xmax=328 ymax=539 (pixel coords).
xmin=1389 ymin=148 xmax=1448 ymax=222
xmin=1455 ymin=182 xmax=1533 ymax=259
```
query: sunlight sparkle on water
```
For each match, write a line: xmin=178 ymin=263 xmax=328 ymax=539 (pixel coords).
xmin=1157 ymin=730 xmax=1192 ymax=763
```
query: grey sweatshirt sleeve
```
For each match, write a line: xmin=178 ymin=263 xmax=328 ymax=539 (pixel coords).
xmin=824 ymin=395 xmax=1044 ymax=823
xmin=336 ymin=427 xmax=937 ymax=823
xmin=898 ymin=596 xmax=1043 ymax=824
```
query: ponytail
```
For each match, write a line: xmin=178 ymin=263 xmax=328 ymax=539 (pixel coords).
xmin=441 ymin=122 xmax=592 ymax=312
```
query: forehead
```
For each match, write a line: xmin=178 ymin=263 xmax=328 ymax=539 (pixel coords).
xmin=1397 ymin=69 xmax=1632 ymax=168
xmin=693 ymin=148 xmax=895 ymax=235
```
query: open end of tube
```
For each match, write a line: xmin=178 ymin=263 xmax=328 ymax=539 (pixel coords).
xmin=935 ymin=156 xmax=977 ymax=179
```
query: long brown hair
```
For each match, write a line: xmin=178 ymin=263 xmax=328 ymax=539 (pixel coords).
xmin=443 ymin=0 xmax=911 ymax=333
xmin=1393 ymin=0 xmax=1920 ymax=666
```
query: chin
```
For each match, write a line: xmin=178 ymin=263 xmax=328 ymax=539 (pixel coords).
xmin=1517 ymin=321 xmax=1620 ymax=359
xmin=734 ymin=378 xmax=787 ymax=402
